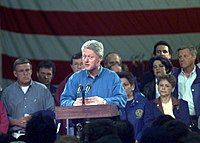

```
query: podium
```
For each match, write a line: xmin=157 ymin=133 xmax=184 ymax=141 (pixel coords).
xmin=55 ymin=105 xmax=119 ymax=134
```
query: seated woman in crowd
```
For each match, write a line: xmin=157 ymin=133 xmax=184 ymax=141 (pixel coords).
xmin=152 ymin=75 xmax=190 ymax=125
xmin=117 ymin=71 xmax=157 ymax=141
xmin=141 ymin=56 xmax=173 ymax=100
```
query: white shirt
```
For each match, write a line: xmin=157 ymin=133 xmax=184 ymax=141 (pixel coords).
xmin=178 ymin=66 xmax=197 ymax=115
xmin=21 ymin=86 xmax=29 ymax=94
xmin=162 ymin=98 xmax=175 ymax=118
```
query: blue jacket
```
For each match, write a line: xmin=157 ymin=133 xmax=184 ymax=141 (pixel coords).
xmin=152 ymin=97 xmax=190 ymax=125
xmin=120 ymin=92 xmax=156 ymax=140
xmin=173 ymin=66 xmax=200 ymax=117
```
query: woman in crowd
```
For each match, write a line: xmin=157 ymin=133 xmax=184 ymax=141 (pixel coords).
xmin=117 ymin=71 xmax=157 ymax=142
xmin=141 ymin=56 xmax=173 ymax=100
xmin=152 ymin=75 xmax=190 ymax=125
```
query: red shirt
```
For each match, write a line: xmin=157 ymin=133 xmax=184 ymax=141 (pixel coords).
xmin=0 ymin=101 xmax=9 ymax=134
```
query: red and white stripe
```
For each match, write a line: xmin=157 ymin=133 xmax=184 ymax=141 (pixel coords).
xmin=1 ymin=0 xmax=200 ymax=85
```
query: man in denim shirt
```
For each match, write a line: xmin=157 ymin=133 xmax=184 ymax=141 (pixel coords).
xmin=61 ymin=40 xmax=127 ymax=108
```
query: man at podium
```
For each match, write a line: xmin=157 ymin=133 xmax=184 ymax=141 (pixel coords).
xmin=60 ymin=40 xmax=127 ymax=108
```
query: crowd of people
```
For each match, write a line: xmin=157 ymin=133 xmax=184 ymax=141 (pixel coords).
xmin=0 ymin=39 xmax=200 ymax=143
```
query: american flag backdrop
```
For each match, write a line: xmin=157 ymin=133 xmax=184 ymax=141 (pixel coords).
xmin=1 ymin=0 xmax=200 ymax=86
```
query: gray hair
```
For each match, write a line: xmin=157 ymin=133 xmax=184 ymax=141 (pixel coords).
xmin=81 ymin=40 xmax=104 ymax=58
xmin=178 ymin=46 xmax=197 ymax=56
xmin=13 ymin=57 xmax=32 ymax=71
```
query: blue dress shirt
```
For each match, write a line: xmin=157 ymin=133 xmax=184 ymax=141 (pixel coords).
xmin=61 ymin=66 xmax=127 ymax=108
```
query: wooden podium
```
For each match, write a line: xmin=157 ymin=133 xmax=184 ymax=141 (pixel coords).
xmin=55 ymin=104 xmax=119 ymax=134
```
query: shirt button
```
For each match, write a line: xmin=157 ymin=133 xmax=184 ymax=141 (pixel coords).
xmin=191 ymin=89 xmax=194 ymax=92
xmin=24 ymin=97 xmax=27 ymax=100
xmin=24 ymin=106 xmax=26 ymax=108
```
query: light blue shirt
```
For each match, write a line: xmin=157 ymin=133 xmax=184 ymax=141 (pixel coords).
xmin=61 ymin=66 xmax=127 ymax=108
xmin=1 ymin=80 xmax=55 ymax=131
xmin=178 ymin=66 xmax=197 ymax=115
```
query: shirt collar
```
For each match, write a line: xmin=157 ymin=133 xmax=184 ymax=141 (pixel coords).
xmin=86 ymin=66 xmax=103 ymax=78
xmin=154 ymin=96 xmax=179 ymax=106
xmin=16 ymin=80 xmax=33 ymax=87
xmin=181 ymin=66 xmax=196 ymax=76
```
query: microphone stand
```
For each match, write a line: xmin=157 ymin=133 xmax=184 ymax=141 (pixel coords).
xmin=82 ymin=84 xmax=91 ymax=105
xmin=82 ymin=90 xmax=85 ymax=105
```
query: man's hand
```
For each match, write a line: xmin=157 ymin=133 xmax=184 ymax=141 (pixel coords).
xmin=85 ymin=96 xmax=106 ymax=105
xmin=73 ymin=96 xmax=107 ymax=106
xmin=10 ymin=115 xmax=32 ymax=128
xmin=73 ymin=97 xmax=83 ymax=106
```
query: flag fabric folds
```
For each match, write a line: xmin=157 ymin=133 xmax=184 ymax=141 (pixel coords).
xmin=1 ymin=0 xmax=200 ymax=84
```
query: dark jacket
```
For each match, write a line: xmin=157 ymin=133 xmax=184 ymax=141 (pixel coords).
xmin=152 ymin=97 xmax=190 ymax=125
xmin=141 ymin=67 xmax=178 ymax=101
xmin=141 ymin=80 xmax=156 ymax=101
xmin=173 ymin=66 xmax=200 ymax=117
xmin=120 ymin=92 xmax=157 ymax=140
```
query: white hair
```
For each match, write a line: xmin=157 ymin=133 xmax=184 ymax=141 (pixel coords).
xmin=81 ymin=40 xmax=104 ymax=58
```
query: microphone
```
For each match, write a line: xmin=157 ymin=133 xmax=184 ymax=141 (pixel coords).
xmin=82 ymin=84 xmax=91 ymax=105
xmin=77 ymin=84 xmax=83 ymax=97
xmin=85 ymin=84 xmax=91 ymax=94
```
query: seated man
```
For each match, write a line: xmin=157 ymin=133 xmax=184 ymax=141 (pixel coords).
xmin=1 ymin=58 xmax=55 ymax=140
xmin=37 ymin=60 xmax=57 ymax=100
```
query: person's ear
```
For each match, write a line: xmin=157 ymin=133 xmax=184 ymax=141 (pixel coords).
xmin=13 ymin=71 xmax=17 ymax=78
xmin=131 ymin=84 xmax=135 ymax=91
xmin=169 ymin=54 xmax=172 ymax=59
xmin=193 ymin=54 xmax=197 ymax=61
xmin=36 ymin=72 xmax=39 ymax=78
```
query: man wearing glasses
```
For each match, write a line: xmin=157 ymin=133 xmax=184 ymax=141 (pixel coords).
xmin=1 ymin=58 xmax=55 ymax=140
